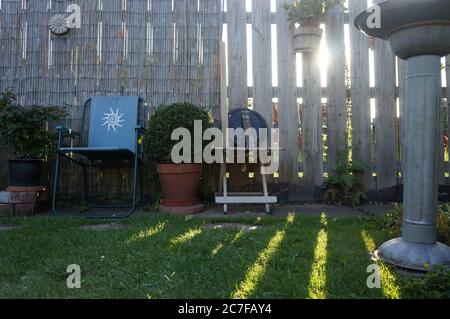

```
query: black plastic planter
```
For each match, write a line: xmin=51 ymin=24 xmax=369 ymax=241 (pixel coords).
xmin=8 ymin=159 xmax=44 ymax=187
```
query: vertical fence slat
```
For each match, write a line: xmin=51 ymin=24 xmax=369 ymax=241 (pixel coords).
xmin=125 ymin=0 xmax=145 ymax=96
xmin=275 ymin=0 xmax=299 ymax=183
xmin=252 ymin=0 xmax=272 ymax=184
xmin=252 ymin=0 xmax=272 ymax=128
xmin=226 ymin=0 xmax=248 ymax=188
xmin=372 ymin=0 xmax=397 ymax=190
xmin=227 ymin=0 xmax=247 ymax=110
xmin=251 ymin=0 xmax=272 ymax=184
xmin=325 ymin=3 xmax=346 ymax=174
xmin=200 ymin=0 xmax=220 ymax=116
xmin=349 ymin=0 xmax=372 ymax=189
xmin=302 ymin=54 xmax=323 ymax=186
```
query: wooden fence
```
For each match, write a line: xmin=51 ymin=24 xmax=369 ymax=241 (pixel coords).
xmin=222 ymin=0 xmax=450 ymax=199
xmin=1 ymin=0 xmax=450 ymax=201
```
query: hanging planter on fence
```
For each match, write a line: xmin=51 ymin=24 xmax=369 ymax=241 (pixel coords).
xmin=292 ymin=26 xmax=323 ymax=53
xmin=283 ymin=0 xmax=339 ymax=53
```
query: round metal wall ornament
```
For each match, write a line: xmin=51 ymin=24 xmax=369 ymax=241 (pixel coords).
xmin=49 ymin=14 xmax=70 ymax=35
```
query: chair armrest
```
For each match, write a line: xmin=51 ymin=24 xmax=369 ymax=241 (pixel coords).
xmin=56 ymin=125 xmax=80 ymax=137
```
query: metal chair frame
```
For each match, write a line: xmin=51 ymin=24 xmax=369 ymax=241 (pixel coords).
xmin=51 ymin=97 xmax=146 ymax=219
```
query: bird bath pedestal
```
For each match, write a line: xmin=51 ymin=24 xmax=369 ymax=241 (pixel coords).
xmin=355 ymin=0 xmax=450 ymax=271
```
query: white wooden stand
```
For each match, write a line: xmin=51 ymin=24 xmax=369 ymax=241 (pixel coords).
xmin=215 ymin=42 xmax=278 ymax=214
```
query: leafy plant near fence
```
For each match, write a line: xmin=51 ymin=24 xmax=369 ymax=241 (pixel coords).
xmin=373 ymin=204 xmax=450 ymax=299
xmin=283 ymin=0 xmax=342 ymax=28
xmin=142 ymin=102 xmax=214 ymax=205
xmin=143 ymin=102 xmax=214 ymax=164
xmin=401 ymin=266 xmax=450 ymax=299
xmin=323 ymin=148 xmax=368 ymax=207
xmin=381 ymin=203 xmax=450 ymax=246
xmin=0 ymin=90 xmax=66 ymax=159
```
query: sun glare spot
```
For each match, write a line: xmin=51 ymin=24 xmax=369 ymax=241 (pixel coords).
xmin=211 ymin=243 xmax=224 ymax=257
xmin=320 ymin=212 xmax=328 ymax=226
xmin=307 ymin=228 xmax=328 ymax=299
xmin=286 ymin=212 xmax=295 ymax=224
xmin=361 ymin=230 xmax=401 ymax=299
xmin=126 ymin=221 xmax=166 ymax=243
xmin=170 ymin=228 xmax=202 ymax=245
xmin=231 ymin=230 xmax=244 ymax=244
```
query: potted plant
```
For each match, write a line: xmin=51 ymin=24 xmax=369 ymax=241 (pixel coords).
xmin=0 ymin=90 xmax=66 ymax=189
xmin=283 ymin=0 xmax=340 ymax=53
xmin=143 ymin=102 xmax=214 ymax=213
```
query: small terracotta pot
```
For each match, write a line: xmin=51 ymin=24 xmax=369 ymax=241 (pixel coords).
xmin=156 ymin=163 xmax=202 ymax=207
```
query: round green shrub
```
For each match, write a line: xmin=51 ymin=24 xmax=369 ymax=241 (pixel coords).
xmin=143 ymin=102 xmax=214 ymax=164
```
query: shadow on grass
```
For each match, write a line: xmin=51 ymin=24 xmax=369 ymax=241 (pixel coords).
xmin=325 ymin=217 xmax=384 ymax=299
xmin=122 ymin=216 xmax=284 ymax=298
xmin=0 ymin=214 xmax=405 ymax=299
xmin=243 ymin=215 xmax=322 ymax=298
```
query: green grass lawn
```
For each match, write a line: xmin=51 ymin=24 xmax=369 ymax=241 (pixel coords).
xmin=0 ymin=212 xmax=405 ymax=299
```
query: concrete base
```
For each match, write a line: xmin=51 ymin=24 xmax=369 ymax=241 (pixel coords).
xmin=158 ymin=203 xmax=204 ymax=215
xmin=376 ymin=238 xmax=450 ymax=272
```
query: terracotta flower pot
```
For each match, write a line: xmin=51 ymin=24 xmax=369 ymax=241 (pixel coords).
xmin=156 ymin=163 xmax=202 ymax=207
xmin=293 ymin=26 xmax=323 ymax=53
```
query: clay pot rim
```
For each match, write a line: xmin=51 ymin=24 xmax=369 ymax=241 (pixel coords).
xmin=156 ymin=163 xmax=202 ymax=174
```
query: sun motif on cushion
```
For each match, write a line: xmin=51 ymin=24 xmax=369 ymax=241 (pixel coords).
xmin=102 ymin=108 xmax=125 ymax=132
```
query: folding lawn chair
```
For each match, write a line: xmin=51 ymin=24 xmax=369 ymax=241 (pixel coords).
xmin=52 ymin=96 xmax=146 ymax=218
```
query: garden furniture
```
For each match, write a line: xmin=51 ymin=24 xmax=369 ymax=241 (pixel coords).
xmin=52 ymin=96 xmax=146 ymax=218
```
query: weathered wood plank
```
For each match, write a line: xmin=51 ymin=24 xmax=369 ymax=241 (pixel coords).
xmin=151 ymin=0 xmax=172 ymax=106
xmin=373 ymin=0 xmax=397 ymax=190
xmin=227 ymin=0 xmax=247 ymax=110
xmin=302 ymin=52 xmax=323 ymax=186
xmin=325 ymin=3 xmax=346 ymax=174
xmin=124 ymin=0 xmax=146 ymax=96
xmin=275 ymin=0 xmax=299 ymax=183
xmin=252 ymin=0 xmax=272 ymax=129
xmin=226 ymin=0 xmax=248 ymax=188
xmin=202 ymin=0 xmax=221 ymax=118
xmin=251 ymin=0 xmax=272 ymax=183
xmin=349 ymin=0 xmax=372 ymax=190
